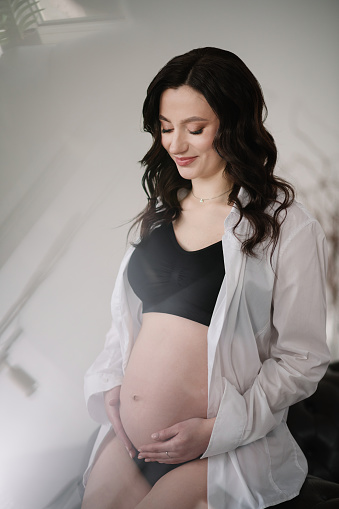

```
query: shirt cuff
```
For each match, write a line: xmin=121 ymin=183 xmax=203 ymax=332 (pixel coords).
xmin=201 ymin=378 xmax=246 ymax=458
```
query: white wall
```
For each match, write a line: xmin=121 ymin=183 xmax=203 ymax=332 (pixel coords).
xmin=0 ymin=1 xmax=338 ymax=507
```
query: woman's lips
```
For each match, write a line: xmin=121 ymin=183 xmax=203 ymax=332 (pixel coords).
xmin=174 ymin=156 xmax=197 ymax=166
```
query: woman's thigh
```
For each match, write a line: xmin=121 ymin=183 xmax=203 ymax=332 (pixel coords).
xmin=81 ymin=431 xmax=151 ymax=509
xmin=135 ymin=458 xmax=208 ymax=509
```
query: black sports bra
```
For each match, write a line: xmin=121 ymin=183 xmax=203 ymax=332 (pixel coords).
xmin=127 ymin=223 xmax=225 ymax=326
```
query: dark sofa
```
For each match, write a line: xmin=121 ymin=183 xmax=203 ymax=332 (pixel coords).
xmin=277 ymin=361 xmax=339 ymax=508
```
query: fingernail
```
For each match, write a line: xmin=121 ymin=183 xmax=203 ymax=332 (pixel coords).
xmin=151 ymin=433 xmax=159 ymax=439
xmin=145 ymin=458 xmax=150 ymax=462
xmin=138 ymin=454 xmax=143 ymax=459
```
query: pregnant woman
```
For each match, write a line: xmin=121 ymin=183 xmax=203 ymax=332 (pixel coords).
xmin=81 ymin=48 xmax=329 ymax=509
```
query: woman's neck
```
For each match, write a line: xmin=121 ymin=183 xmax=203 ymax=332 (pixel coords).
xmin=190 ymin=176 xmax=233 ymax=204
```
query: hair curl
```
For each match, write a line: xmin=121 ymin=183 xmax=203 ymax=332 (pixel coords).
xmin=133 ymin=47 xmax=294 ymax=258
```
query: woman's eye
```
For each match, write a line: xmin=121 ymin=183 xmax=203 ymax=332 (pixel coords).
xmin=160 ymin=127 xmax=203 ymax=134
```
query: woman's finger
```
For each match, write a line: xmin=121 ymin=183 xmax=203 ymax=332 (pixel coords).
xmin=151 ymin=424 xmax=178 ymax=442
xmin=104 ymin=387 xmax=136 ymax=457
xmin=139 ymin=450 xmax=181 ymax=464
xmin=111 ymin=411 xmax=136 ymax=457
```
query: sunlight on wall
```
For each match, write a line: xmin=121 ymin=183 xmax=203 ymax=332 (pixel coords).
xmin=39 ymin=0 xmax=87 ymax=20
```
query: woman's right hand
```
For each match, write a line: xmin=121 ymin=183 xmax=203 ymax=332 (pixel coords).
xmin=104 ymin=385 xmax=136 ymax=458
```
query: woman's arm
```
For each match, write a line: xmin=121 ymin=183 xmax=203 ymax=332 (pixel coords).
xmin=84 ymin=246 xmax=135 ymax=425
xmin=84 ymin=317 xmax=125 ymax=425
xmin=202 ymin=217 xmax=330 ymax=457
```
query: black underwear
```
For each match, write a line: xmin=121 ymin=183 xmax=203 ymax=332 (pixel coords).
xmin=127 ymin=222 xmax=225 ymax=326
xmin=132 ymin=455 xmax=186 ymax=486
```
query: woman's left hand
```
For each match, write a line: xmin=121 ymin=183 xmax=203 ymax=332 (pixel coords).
xmin=137 ymin=417 xmax=215 ymax=464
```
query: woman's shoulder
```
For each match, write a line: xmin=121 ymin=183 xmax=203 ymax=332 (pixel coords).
xmin=266 ymin=190 xmax=320 ymax=229
xmin=275 ymin=198 xmax=326 ymax=255
xmin=280 ymin=198 xmax=322 ymax=232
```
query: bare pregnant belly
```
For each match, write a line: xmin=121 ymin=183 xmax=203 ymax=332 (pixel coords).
xmin=119 ymin=313 xmax=208 ymax=449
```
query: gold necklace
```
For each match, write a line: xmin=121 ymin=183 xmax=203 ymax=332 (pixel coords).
xmin=191 ymin=187 xmax=232 ymax=203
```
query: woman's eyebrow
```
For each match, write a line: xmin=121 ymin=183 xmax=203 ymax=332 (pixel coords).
xmin=159 ymin=115 xmax=208 ymax=123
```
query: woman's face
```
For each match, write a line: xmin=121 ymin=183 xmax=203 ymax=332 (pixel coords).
xmin=159 ymin=86 xmax=226 ymax=182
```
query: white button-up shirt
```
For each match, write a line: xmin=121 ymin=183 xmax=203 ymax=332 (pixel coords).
xmin=84 ymin=193 xmax=330 ymax=509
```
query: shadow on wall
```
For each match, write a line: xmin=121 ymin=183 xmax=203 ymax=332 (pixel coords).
xmin=0 ymin=26 xmax=147 ymax=509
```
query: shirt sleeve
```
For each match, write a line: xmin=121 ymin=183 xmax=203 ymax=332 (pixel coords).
xmin=202 ymin=218 xmax=330 ymax=457
xmin=84 ymin=247 xmax=134 ymax=425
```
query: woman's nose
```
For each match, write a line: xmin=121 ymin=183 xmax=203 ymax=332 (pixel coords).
xmin=169 ymin=132 xmax=188 ymax=154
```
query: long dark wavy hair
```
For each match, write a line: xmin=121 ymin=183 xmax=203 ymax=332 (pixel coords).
xmin=133 ymin=47 xmax=294 ymax=258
